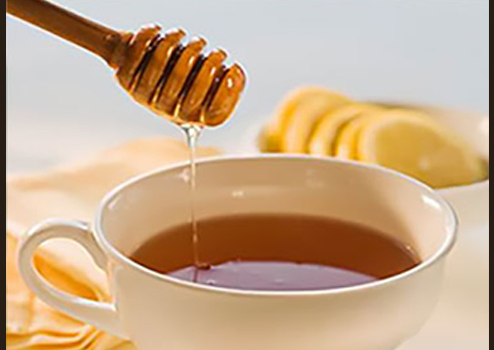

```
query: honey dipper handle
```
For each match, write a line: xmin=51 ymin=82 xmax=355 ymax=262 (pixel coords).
xmin=7 ymin=0 xmax=124 ymax=65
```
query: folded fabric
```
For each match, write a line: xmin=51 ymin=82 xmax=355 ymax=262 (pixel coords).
xmin=6 ymin=137 xmax=219 ymax=350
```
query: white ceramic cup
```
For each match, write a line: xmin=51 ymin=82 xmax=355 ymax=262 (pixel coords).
xmin=18 ymin=156 xmax=457 ymax=350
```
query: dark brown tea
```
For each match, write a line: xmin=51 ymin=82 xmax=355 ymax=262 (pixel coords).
xmin=130 ymin=214 xmax=420 ymax=291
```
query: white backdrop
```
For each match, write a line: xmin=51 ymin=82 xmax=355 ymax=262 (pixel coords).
xmin=7 ymin=0 xmax=489 ymax=172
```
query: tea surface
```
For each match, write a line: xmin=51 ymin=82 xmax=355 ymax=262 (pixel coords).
xmin=130 ymin=214 xmax=420 ymax=291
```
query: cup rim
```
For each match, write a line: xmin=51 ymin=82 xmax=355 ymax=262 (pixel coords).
xmin=95 ymin=154 xmax=458 ymax=298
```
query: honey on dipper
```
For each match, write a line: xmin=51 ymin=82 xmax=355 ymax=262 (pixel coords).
xmin=113 ymin=25 xmax=246 ymax=126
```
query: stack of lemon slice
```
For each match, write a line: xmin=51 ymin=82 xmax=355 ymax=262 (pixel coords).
xmin=259 ymin=87 xmax=488 ymax=189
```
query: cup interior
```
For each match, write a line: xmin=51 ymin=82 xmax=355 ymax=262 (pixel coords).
xmin=99 ymin=156 xmax=456 ymax=276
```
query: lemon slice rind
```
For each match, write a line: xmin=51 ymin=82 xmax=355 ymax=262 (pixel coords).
xmin=309 ymin=103 xmax=383 ymax=156
xmin=278 ymin=87 xmax=351 ymax=153
xmin=334 ymin=111 xmax=387 ymax=160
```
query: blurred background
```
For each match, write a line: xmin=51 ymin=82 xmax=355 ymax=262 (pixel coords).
xmin=6 ymin=0 xmax=489 ymax=173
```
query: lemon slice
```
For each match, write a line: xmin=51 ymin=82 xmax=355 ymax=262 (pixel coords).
xmin=259 ymin=87 xmax=334 ymax=153
xmin=275 ymin=87 xmax=330 ymax=130
xmin=278 ymin=87 xmax=351 ymax=153
xmin=308 ymin=103 xmax=383 ymax=156
xmin=261 ymin=88 xmax=319 ymax=152
xmin=334 ymin=112 xmax=386 ymax=160
xmin=258 ymin=123 xmax=281 ymax=152
xmin=358 ymin=111 xmax=488 ymax=188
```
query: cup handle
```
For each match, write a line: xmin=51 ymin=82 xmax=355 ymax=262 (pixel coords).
xmin=17 ymin=219 xmax=127 ymax=339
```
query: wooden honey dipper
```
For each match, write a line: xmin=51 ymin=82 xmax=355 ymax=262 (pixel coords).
xmin=7 ymin=0 xmax=246 ymax=127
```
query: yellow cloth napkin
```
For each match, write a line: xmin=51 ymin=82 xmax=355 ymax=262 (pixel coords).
xmin=6 ymin=137 xmax=219 ymax=350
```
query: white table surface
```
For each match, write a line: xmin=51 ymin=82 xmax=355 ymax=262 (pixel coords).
xmin=7 ymin=1 xmax=489 ymax=349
